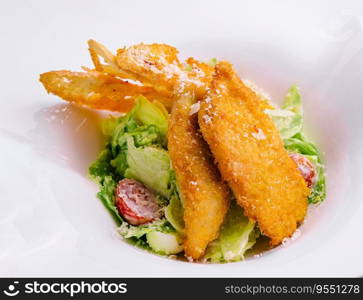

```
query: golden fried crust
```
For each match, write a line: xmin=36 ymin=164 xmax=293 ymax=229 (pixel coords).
xmin=116 ymin=43 xmax=182 ymax=97
xmin=115 ymin=44 xmax=214 ymax=100
xmin=198 ymin=62 xmax=309 ymax=245
xmin=39 ymin=70 xmax=173 ymax=112
xmin=168 ymin=94 xmax=230 ymax=259
xmin=184 ymin=57 xmax=214 ymax=99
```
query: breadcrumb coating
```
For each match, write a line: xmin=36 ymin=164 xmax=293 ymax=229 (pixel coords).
xmin=198 ymin=62 xmax=309 ymax=245
xmin=39 ymin=70 xmax=172 ymax=112
xmin=168 ymin=94 xmax=230 ymax=259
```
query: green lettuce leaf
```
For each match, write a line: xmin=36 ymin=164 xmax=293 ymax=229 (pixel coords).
xmin=165 ymin=194 xmax=184 ymax=233
xmin=101 ymin=116 xmax=119 ymax=136
xmin=110 ymin=96 xmax=167 ymax=154
xmin=282 ymin=84 xmax=302 ymax=114
xmin=133 ymin=95 xmax=168 ymax=137
xmin=204 ymin=202 xmax=259 ymax=263
xmin=164 ymin=171 xmax=184 ymax=233
xmin=124 ymin=137 xmax=171 ymax=198
xmin=265 ymin=85 xmax=303 ymax=140
xmin=96 ymin=176 xmax=123 ymax=225
xmin=89 ymin=146 xmax=115 ymax=184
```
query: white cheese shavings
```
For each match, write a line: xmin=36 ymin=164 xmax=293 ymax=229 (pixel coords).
xmin=189 ymin=101 xmax=200 ymax=115
xmin=251 ymin=128 xmax=266 ymax=140
xmin=202 ymin=114 xmax=212 ymax=124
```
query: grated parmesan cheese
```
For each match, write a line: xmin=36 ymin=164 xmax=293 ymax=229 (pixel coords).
xmin=251 ymin=128 xmax=266 ymax=140
xmin=189 ymin=101 xmax=200 ymax=115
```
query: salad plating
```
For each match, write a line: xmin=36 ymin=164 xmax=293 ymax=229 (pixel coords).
xmin=39 ymin=40 xmax=326 ymax=262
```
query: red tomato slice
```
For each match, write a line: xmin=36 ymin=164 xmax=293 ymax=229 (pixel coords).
xmin=115 ymin=179 xmax=161 ymax=225
xmin=289 ymin=153 xmax=317 ymax=188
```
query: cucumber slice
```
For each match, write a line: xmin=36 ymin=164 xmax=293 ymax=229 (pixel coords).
xmin=146 ymin=231 xmax=183 ymax=255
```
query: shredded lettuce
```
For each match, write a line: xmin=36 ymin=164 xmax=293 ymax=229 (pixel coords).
xmin=118 ymin=219 xmax=174 ymax=239
xmin=118 ymin=219 xmax=178 ymax=251
xmin=89 ymin=147 xmax=114 ymax=184
xmin=204 ymin=201 xmax=259 ymax=263
xmin=265 ymin=85 xmax=303 ymax=140
xmin=265 ymin=85 xmax=326 ymax=204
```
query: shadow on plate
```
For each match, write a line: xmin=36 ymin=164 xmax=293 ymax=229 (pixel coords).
xmin=29 ymin=103 xmax=110 ymax=177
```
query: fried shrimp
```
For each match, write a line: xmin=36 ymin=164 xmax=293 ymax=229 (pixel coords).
xmin=39 ymin=69 xmax=172 ymax=112
xmin=198 ymin=62 xmax=309 ymax=245
xmin=168 ymin=94 xmax=230 ymax=259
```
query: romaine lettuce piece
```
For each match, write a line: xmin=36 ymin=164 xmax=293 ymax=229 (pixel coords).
xmin=282 ymin=85 xmax=302 ymax=114
xmin=101 ymin=116 xmax=119 ymax=137
xmin=96 ymin=176 xmax=123 ymax=225
xmin=165 ymin=195 xmax=184 ymax=233
xmin=110 ymin=151 xmax=128 ymax=176
xmin=164 ymin=172 xmax=184 ymax=233
xmin=265 ymin=85 xmax=303 ymax=140
xmin=133 ymin=96 xmax=168 ymax=137
xmin=284 ymin=134 xmax=321 ymax=155
xmin=89 ymin=146 xmax=115 ymax=184
xmin=110 ymin=96 xmax=167 ymax=153
xmin=124 ymin=137 xmax=171 ymax=198
xmin=204 ymin=202 xmax=258 ymax=263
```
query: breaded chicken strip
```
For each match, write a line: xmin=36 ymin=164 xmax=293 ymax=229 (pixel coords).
xmin=198 ymin=62 xmax=309 ymax=245
xmin=168 ymin=94 xmax=230 ymax=259
xmin=39 ymin=70 xmax=172 ymax=112
xmin=115 ymin=42 xmax=214 ymax=99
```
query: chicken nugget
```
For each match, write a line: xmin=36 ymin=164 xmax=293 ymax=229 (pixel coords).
xmin=198 ymin=62 xmax=309 ymax=245
xmin=168 ymin=94 xmax=230 ymax=259
xmin=39 ymin=70 xmax=172 ymax=112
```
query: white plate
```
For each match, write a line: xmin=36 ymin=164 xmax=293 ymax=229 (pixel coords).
xmin=0 ymin=0 xmax=362 ymax=277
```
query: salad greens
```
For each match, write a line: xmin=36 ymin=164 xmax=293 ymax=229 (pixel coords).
xmin=265 ymin=85 xmax=303 ymax=140
xmin=165 ymin=172 xmax=185 ymax=233
xmin=204 ymin=201 xmax=259 ymax=263
xmin=124 ymin=137 xmax=171 ymax=198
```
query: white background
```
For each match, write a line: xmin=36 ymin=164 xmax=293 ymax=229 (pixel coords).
xmin=0 ymin=0 xmax=362 ymax=277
